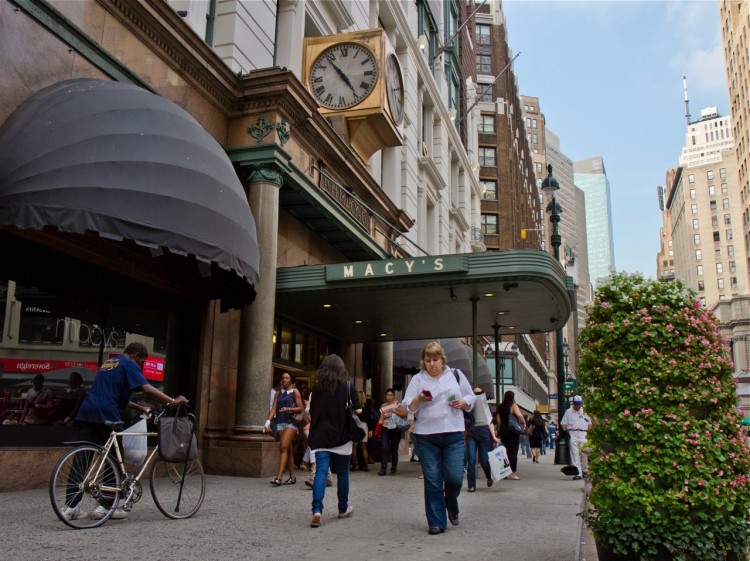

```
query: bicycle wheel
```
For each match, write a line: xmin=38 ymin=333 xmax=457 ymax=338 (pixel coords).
xmin=49 ymin=445 xmax=121 ymax=529
xmin=150 ymin=457 xmax=205 ymax=519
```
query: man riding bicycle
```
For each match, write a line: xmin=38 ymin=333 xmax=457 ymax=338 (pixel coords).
xmin=64 ymin=342 xmax=187 ymax=521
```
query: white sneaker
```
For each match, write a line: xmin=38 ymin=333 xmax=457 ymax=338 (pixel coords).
xmin=62 ymin=505 xmax=87 ymax=520
xmin=91 ymin=505 xmax=127 ymax=520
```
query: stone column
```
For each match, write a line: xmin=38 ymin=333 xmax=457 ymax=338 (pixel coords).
xmin=372 ymin=341 xmax=393 ymax=403
xmin=234 ymin=164 xmax=282 ymax=434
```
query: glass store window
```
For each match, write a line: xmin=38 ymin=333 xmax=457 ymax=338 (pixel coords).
xmin=1 ymin=280 xmax=184 ymax=446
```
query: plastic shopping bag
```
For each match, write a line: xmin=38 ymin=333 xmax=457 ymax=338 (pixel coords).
xmin=122 ymin=417 xmax=148 ymax=466
xmin=488 ymin=445 xmax=513 ymax=482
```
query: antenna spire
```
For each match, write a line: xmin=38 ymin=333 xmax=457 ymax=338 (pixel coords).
xmin=683 ymin=75 xmax=691 ymax=126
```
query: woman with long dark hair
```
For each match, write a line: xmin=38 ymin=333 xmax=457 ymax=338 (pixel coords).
xmin=263 ymin=372 xmax=303 ymax=486
xmin=496 ymin=390 xmax=525 ymax=480
xmin=307 ymin=354 xmax=361 ymax=528
xmin=529 ymin=410 xmax=547 ymax=463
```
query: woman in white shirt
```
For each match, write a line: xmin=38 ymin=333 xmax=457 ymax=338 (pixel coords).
xmin=402 ymin=341 xmax=476 ymax=535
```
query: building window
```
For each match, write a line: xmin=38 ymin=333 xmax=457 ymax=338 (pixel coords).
xmin=476 ymin=54 xmax=492 ymax=74
xmin=715 ymin=248 xmax=722 ymax=259
xmin=717 ymin=263 xmax=723 ymax=273
xmin=725 ymin=214 xmax=732 ymax=225
xmin=688 ymin=174 xmax=695 ymax=183
xmin=697 ymin=265 xmax=704 ymax=276
xmin=718 ymin=278 xmax=725 ymax=289
xmin=723 ymin=198 xmax=730 ymax=209
xmin=698 ymin=280 xmax=705 ymax=291
xmin=694 ymin=234 xmax=701 ymax=244
xmin=710 ymin=201 xmax=717 ymax=211
xmin=690 ymin=188 xmax=696 ymax=199
xmin=700 ymin=297 xmax=706 ymax=307
xmin=478 ymin=83 xmax=493 ymax=102
xmin=726 ymin=229 xmax=733 ymax=240
xmin=479 ymin=147 xmax=496 ymax=167
xmin=712 ymin=216 xmax=719 ymax=228
xmin=709 ymin=185 xmax=716 ymax=196
xmin=695 ymin=249 xmax=702 ymax=260
xmin=714 ymin=231 xmax=721 ymax=242
xmin=729 ymin=260 xmax=737 ymax=272
xmin=19 ymin=308 xmax=66 ymax=345
xmin=476 ymin=24 xmax=491 ymax=45
xmin=708 ymin=170 xmax=714 ymax=180
xmin=691 ymin=204 xmax=698 ymax=214
xmin=728 ymin=245 xmax=735 ymax=256
xmin=720 ymin=168 xmax=727 ymax=179
xmin=692 ymin=218 xmax=699 ymax=229
xmin=478 ymin=114 xmax=495 ymax=133
xmin=481 ymin=180 xmax=497 ymax=200
xmin=731 ymin=276 xmax=738 ymax=288
xmin=481 ymin=213 xmax=498 ymax=235
xmin=721 ymin=183 xmax=728 ymax=193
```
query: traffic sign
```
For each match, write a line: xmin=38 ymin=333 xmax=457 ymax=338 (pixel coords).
xmin=548 ymin=393 xmax=558 ymax=399
xmin=563 ymin=381 xmax=575 ymax=391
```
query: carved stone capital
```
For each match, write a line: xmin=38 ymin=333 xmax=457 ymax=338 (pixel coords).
xmin=247 ymin=164 xmax=284 ymax=187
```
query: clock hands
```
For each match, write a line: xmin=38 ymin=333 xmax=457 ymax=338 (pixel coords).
xmin=328 ymin=59 xmax=358 ymax=96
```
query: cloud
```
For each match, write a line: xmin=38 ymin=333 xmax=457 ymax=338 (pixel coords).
xmin=666 ymin=1 xmax=726 ymax=97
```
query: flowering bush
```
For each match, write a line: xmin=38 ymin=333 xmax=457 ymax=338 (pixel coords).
xmin=578 ymin=272 xmax=750 ymax=561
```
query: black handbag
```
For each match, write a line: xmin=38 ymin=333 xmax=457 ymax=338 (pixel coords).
xmin=507 ymin=413 xmax=526 ymax=436
xmin=157 ymin=405 xmax=198 ymax=462
xmin=452 ymin=369 xmax=475 ymax=431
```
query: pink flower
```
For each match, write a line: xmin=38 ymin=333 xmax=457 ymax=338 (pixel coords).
xmin=623 ymin=410 xmax=631 ymax=417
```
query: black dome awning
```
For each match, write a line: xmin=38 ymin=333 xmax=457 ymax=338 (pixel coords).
xmin=0 ymin=79 xmax=260 ymax=310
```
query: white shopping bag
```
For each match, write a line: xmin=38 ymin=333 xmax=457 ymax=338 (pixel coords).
xmin=122 ymin=417 xmax=148 ymax=466
xmin=488 ymin=445 xmax=513 ymax=482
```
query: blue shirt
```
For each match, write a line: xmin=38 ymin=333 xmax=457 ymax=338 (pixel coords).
xmin=76 ymin=355 xmax=148 ymax=424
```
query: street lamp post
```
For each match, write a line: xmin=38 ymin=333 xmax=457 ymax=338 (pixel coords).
xmin=541 ymin=164 xmax=570 ymax=465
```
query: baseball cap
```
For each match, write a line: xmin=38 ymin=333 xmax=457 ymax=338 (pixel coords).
xmin=572 ymin=395 xmax=583 ymax=404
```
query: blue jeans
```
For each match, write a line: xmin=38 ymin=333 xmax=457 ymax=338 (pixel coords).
xmin=466 ymin=425 xmax=492 ymax=489
xmin=520 ymin=435 xmax=531 ymax=458
xmin=549 ymin=434 xmax=556 ymax=449
xmin=413 ymin=432 xmax=464 ymax=529
xmin=311 ymin=451 xmax=350 ymax=515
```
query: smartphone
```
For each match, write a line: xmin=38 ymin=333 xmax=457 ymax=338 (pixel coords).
xmin=421 ymin=389 xmax=432 ymax=398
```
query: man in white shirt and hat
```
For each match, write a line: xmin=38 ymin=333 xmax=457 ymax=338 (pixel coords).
xmin=560 ymin=395 xmax=592 ymax=480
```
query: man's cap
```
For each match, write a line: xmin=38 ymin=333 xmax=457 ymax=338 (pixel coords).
xmin=572 ymin=395 xmax=583 ymax=404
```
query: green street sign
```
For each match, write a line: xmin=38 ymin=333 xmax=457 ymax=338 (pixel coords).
xmin=564 ymin=381 xmax=575 ymax=391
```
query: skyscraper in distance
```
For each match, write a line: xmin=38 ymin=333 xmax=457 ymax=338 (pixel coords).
xmin=574 ymin=156 xmax=615 ymax=286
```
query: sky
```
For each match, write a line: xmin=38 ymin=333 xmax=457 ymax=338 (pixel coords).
xmin=502 ymin=0 xmax=729 ymax=278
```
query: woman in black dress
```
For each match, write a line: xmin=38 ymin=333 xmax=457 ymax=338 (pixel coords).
xmin=496 ymin=390 xmax=526 ymax=480
xmin=528 ymin=410 xmax=547 ymax=463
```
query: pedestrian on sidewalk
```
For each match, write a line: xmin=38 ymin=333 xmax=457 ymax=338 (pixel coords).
xmin=378 ymin=388 xmax=407 ymax=475
xmin=465 ymin=387 xmax=500 ymax=492
xmin=264 ymin=372 xmax=303 ymax=486
xmin=496 ymin=390 xmax=525 ymax=480
xmin=560 ymin=395 xmax=592 ymax=480
xmin=529 ymin=410 xmax=546 ymax=463
xmin=306 ymin=354 xmax=361 ymax=528
xmin=403 ymin=341 xmax=476 ymax=535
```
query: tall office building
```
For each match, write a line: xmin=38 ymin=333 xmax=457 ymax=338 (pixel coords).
xmin=664 ymin=107 xmax=744 ymax=309
xmin=718 ymin=0 xmax=750 ymax=372
xmin=574 ymin=156 xmax=616 ymax=286
xmin=720 ymin=1 xmax=750 ymax=250
xmin=545 ymin=130 xmax=590 ymax=381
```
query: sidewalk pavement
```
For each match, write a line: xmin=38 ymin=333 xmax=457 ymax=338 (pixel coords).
xmin=1 ymin=450 xmax=591 ymax=561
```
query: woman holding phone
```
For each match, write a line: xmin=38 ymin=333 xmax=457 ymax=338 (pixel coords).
xmin=402 ymin=341 xmax=476 ymax=535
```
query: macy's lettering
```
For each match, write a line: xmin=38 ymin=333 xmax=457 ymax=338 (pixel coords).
xmin=55 ymin=319 xmax=122 ymax=351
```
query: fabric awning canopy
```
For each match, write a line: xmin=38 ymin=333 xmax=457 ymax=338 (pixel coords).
xmin=0 ymin=79 xmax=260 ymax=310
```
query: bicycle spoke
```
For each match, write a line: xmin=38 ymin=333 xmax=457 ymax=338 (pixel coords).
xmin=50 ymin=445 xmax=121 ymax=529
xmin=150 ymin=458 xmax=205 ymax=519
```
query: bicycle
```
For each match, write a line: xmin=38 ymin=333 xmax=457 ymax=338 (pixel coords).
xmin=49 ymin=409 xmax=206 ymax=529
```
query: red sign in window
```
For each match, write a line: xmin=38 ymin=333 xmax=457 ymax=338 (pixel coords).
xmin=1 ymin=356 xmax=164 ymax=382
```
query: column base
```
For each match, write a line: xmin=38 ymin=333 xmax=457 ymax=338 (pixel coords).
xmin=202 ymin=429 xmax=279 ymax=478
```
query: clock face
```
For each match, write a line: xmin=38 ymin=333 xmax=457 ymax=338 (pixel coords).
xmin=309 ymin=43 xmax=378 ymax=110
xmin=385 ymin=54 xmax=404 ymax=125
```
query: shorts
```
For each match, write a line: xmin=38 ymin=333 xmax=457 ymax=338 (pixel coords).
xmin=276 ymin=422 xmax=298 ymax=434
